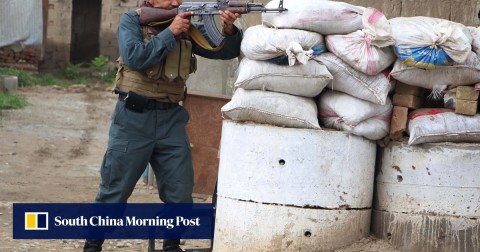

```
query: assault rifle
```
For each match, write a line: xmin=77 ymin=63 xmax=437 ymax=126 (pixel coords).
xmin=139 ymin=0 xmax=287 ymax=48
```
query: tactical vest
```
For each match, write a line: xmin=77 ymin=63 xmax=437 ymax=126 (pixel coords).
xmin=115 ymin=10 xmax=197 ymax=103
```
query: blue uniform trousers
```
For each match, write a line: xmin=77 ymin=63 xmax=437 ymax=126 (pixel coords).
xmin=94 ymin=100 xmax=194 ymax=204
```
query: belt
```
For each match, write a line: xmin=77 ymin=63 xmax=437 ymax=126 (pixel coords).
xmin=118 ymin=92 xmax=179 ymax=110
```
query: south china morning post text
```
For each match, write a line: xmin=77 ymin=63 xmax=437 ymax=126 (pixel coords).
xmin=53 ymin=215 xmax=201 ymax=229
xmin=13 ymin=203 xmax=214 ymax=239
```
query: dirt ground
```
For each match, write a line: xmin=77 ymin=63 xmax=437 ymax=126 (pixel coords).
xmin=0 ymin=85 xmax=398 ymax=251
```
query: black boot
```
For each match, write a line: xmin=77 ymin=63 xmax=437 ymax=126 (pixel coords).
xmin=83 ymin=239 xmax=104 ymax=252
xmin=163 ymin=239 xmax=183 ymax=252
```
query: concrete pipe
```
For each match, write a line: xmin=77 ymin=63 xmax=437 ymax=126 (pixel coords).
xmin=373 ymin=141 xmax=480 ymax=252
xmin=213 ymin=120 xmax=377 ymax=251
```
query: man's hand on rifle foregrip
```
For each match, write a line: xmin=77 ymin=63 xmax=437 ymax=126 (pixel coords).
xmin=168 ymin=12 xmax=193 ymax=37
xmin=219 ymin=10 xmax=240 ymax=36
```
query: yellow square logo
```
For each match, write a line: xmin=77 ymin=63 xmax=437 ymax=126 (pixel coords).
xmin=25 ymin=212 xmax=48 ymax=230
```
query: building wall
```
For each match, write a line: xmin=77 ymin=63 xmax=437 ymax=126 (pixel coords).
xmin=17 ymin=0 xmax=480 ymax=72
xmin=244 ymin=0 xmax=480 ymax=26
xmin=70 ymin=0 xmax=102 ymax=64
xmin=0 ymin=47 xmax=41 ymax=71
xmin=0 ymin=0 xmax=477 ymax=71
xmin=42 ymin=0 xmax=73 ymax=71
xmin=99 ymin=0 xmax=138 ymax=63
xmin=345 ymin=0 xmax=480 ymax=25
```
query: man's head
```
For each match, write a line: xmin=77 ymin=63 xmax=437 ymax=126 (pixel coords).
xmin=147 ymin=0 xmax=182 ymax=9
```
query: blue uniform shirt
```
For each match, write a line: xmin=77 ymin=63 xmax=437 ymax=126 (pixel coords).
xmin=117 ymin=10 xmax=243 ymax=71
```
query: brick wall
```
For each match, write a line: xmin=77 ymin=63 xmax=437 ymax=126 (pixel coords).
xmin=41 ymin=0 xmax=73 ymax=71
xmin=99 ymin=0 xmax=138 ymax=62
xmin=0 ymin=47 xmax=41 ymax=72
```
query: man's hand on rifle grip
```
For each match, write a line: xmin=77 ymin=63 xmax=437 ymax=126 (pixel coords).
xmin=169 ymin=12 xmax=193 ymax=37
xmin=219 ymin=10 xmax=240 ymax=36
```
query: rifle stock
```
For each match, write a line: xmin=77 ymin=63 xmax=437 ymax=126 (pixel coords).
xmin=139 ymin=7 xmax=177 ymax=25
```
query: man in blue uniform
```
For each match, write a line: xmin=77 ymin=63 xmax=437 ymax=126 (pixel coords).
xmin=83 ymin=0 xmax=242 ymax=251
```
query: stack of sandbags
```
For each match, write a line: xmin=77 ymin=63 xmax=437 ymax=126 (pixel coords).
xmin=314 ymin=53 xmax=394 ymax=140
xmin=386 ymin=18 xmax=480 ymax=145
xmin=278 ymin=3 xmax=395 ymax=141
xmin=221 ymin=5 xmax=336 ymax=129
xmin=246 ymin=0 xmax=395 ymax=140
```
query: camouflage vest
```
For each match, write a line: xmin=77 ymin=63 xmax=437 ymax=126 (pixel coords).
xmin=115 ymin=9 xmax=196 ymax=102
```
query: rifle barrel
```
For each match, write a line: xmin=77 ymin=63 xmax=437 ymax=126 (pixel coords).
xmin=248 ymin=7 xmax=288 ymax=12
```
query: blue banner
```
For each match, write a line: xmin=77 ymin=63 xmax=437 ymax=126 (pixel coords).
xmin=13 ymin=203 xmax=214 ymax=239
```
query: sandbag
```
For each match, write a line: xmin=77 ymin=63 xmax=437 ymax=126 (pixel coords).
xmin=313 ymin=53 xmax=392 ymax=105
xmin=262 ymin=0 xmax=365 ymax=35
xmin=221 ymin=88 xmax=321 ymax=129
xmin=234 ymin=58 xmax=332 ymax=97
xmin=390 ymin=16 xmax=472 ymax=69
xmin=317 ymin=90 xmax=392 ymax=140
xmin=325 ymin=8 xmax=396 ymax=75
xmin=408 ymin=108 xmax=480 ymax=145
xmin=468 ymin=26 xmax=480 ymax=54
xmin=241 ymin=25 xmax=325 ymax=62
xmin=390 ymin=52 xmax=480 ymax=91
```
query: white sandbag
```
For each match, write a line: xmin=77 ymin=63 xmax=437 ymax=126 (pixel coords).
xmin=390 ymin=16 xmax=472 ymax=69
xmin=468 ymin=26 xmax=480 ymax=54
xmin=234 ymin=58 xmax=332 ymax=97
xmin=326 ymin=8 xmax=395 ymax=76
xmin=241 ymin=25 xmax=325 ymax=62
xmin=390 ymin=52 xmax=480 ymax=91
xmin=408 ymin=108 xmax=480 ymax=145
xmin=221 ymin=88 xmax=321 ymax=129
xmin=262 ymin=0 xmax=365 ymax=35
xmin=313 ymin=53 xmax=392 ymax=105
xmin=317 ymin=90 xmax=392 ymax=140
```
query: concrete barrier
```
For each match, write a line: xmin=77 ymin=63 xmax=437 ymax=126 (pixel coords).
xmin=0 ymin=75 xmax=18 ymax=92
xmin=213 ymin=120 xmax=377 ymax=251
xmin=373 ymin=141 xmax=480 ymax=252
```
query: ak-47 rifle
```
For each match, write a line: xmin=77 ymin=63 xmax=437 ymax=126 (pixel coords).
xmin=139 ymin=0 xmax=287 ymax=49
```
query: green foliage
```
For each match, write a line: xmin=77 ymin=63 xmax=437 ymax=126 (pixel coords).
xmin=65 ymin=63 xmax=83 ymax=80
xmin=37 ymin=73 xmax=62 ymax=86
xmin=0 ymin=92 xmax=28 ymax=110
xmin=0 ymin=68 xmax=38 ymax=87
xmin=0 ymin=68 xmax=63 ymax=87
xmin=90 ymin=55 xmax=116 ymax=84
xmin=90 ymin=55 xmax=109 ymax=73
xmin=0 ymin=55 xmax=115 ymax=89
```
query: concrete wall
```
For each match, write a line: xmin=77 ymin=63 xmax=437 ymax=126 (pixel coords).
xmin=36 ymin=0 xmax=480 ymax=75
xmin=333 ymin=0 xmax=480 ymax=25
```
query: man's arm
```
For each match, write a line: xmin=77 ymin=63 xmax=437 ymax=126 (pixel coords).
xmin=117 ymin=11 xmax=177 ymax=70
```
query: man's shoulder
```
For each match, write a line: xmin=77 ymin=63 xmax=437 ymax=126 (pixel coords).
xmin=123 ymin=10 xmax=140 ymax=17
xmin=120 ymin=10 xmax=141 ymax=24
